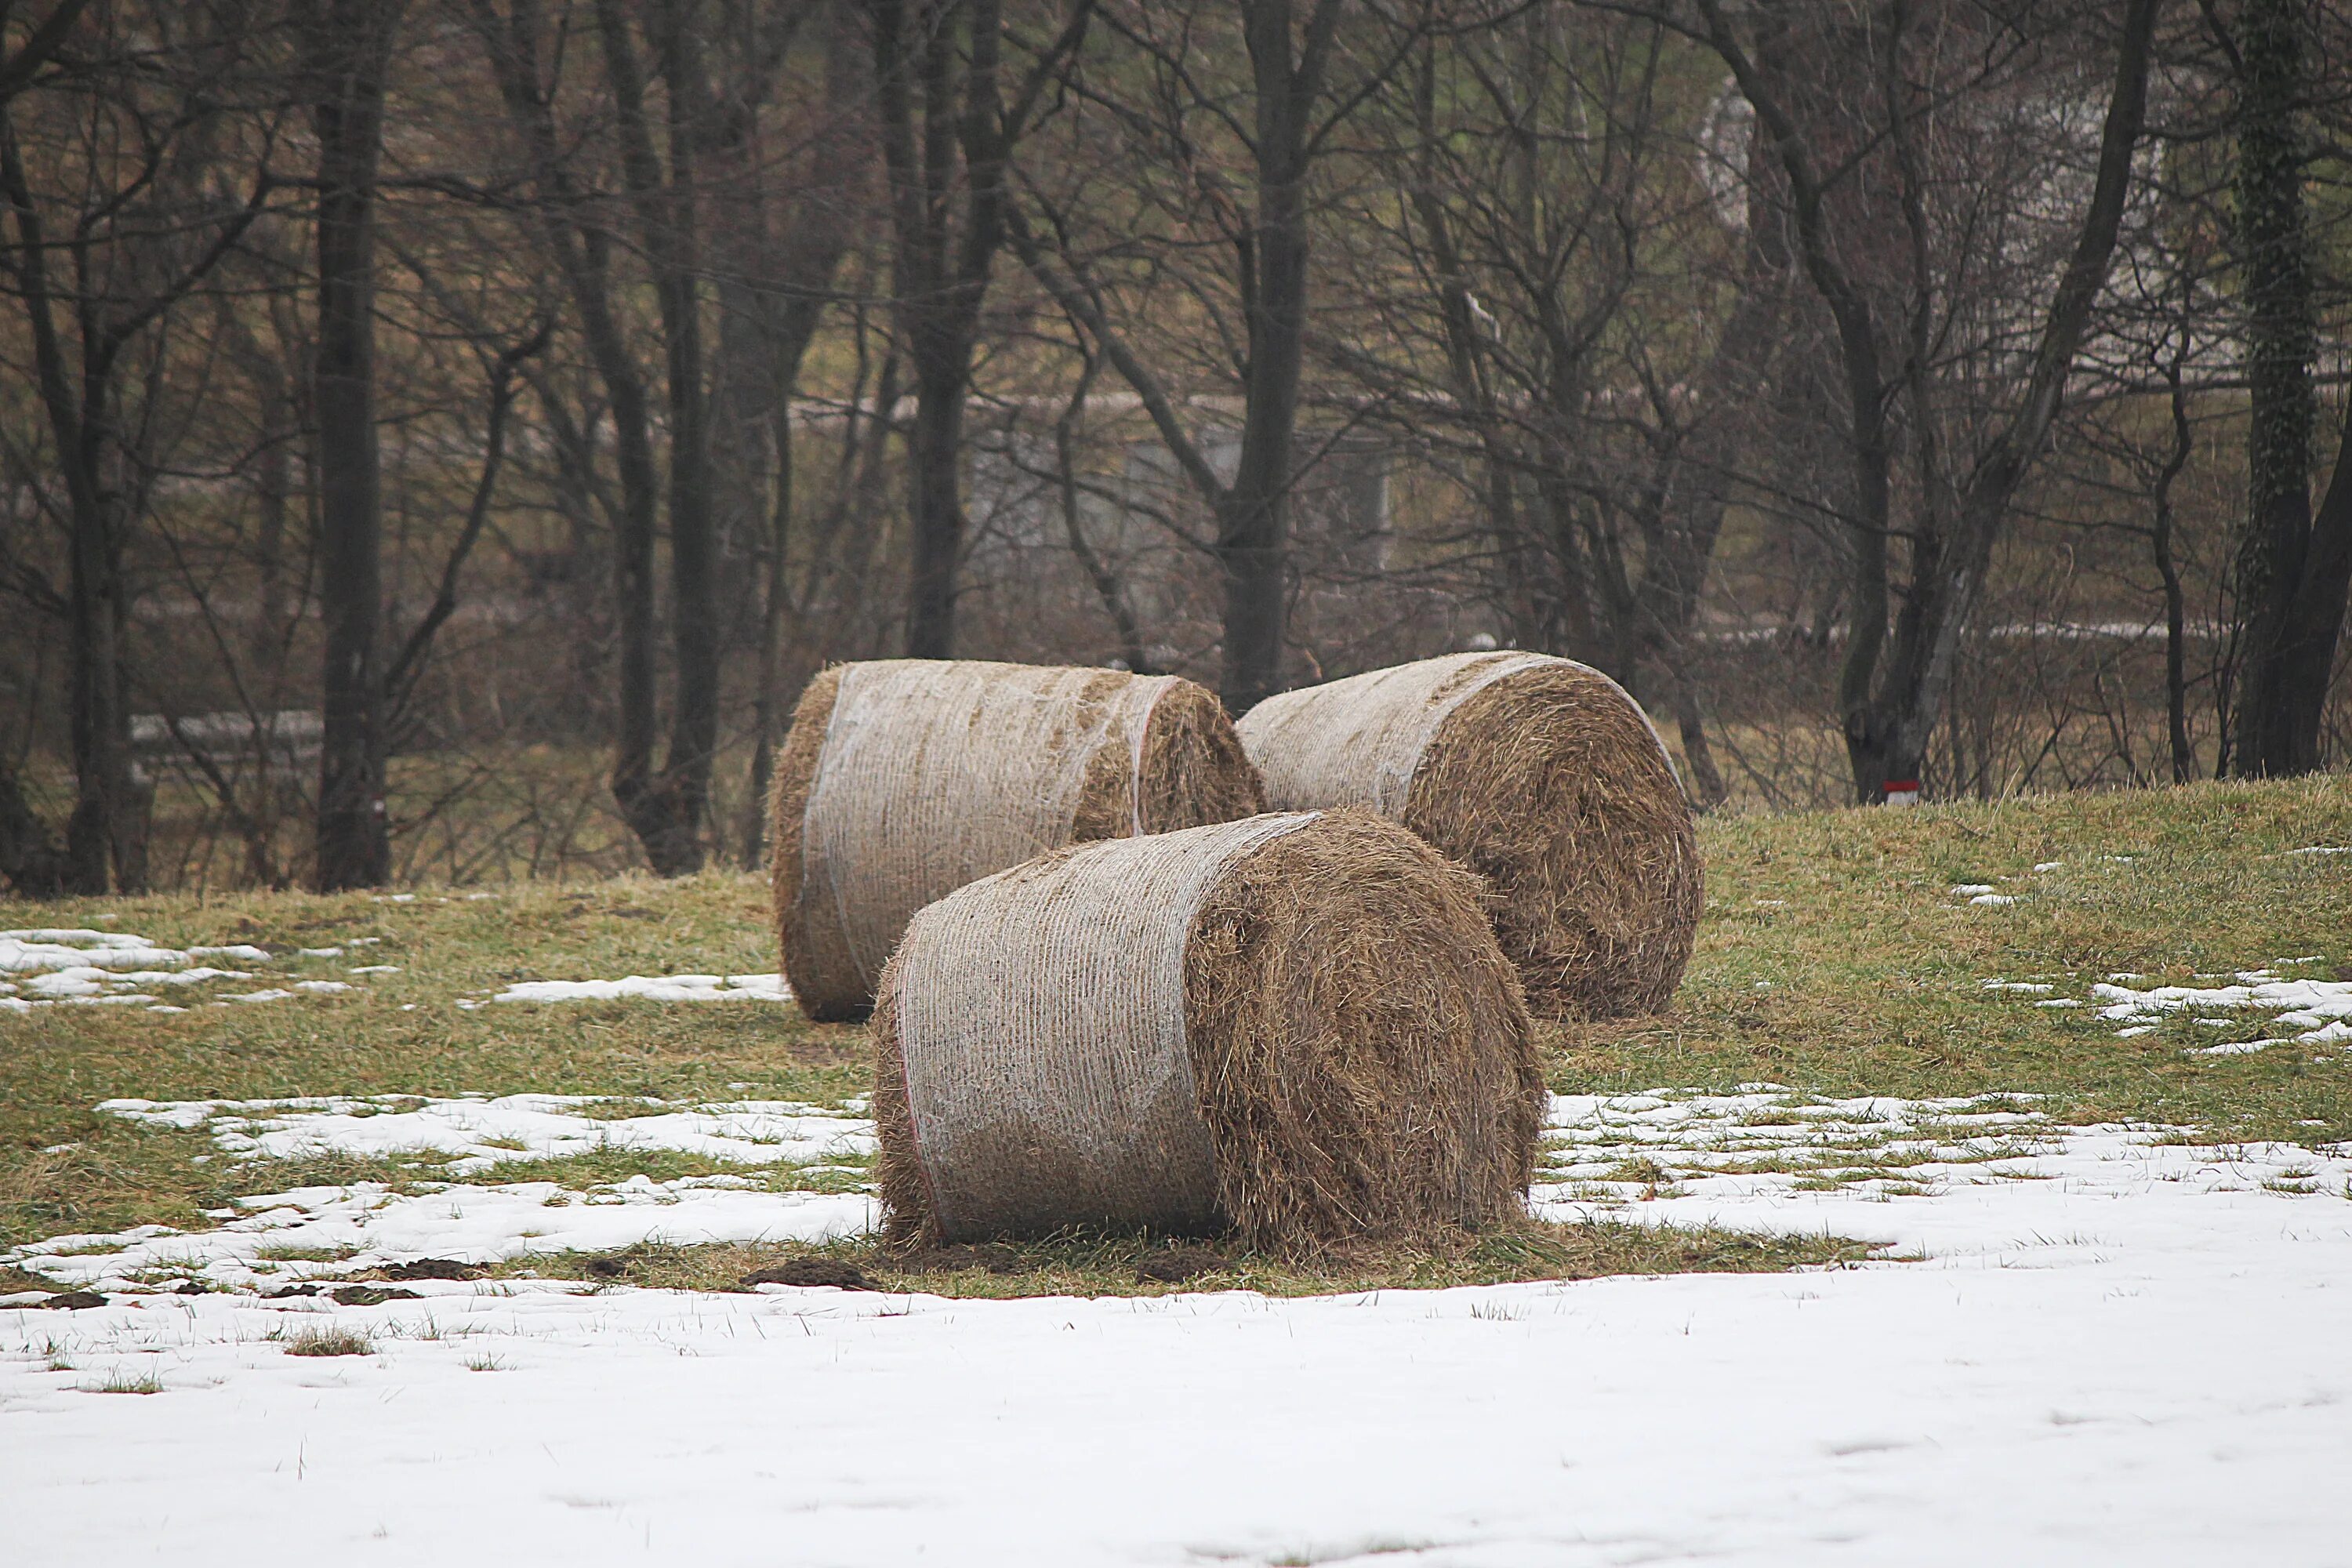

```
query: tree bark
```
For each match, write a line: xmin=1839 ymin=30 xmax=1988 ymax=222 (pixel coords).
xmin=2 ymin=105 xmax=132 ymax=893
xmin=2272 ymin=388 xmax=2352 ymax=758
xmin=874 ymin=0 xmax=983 ymax=659
xmin=0 ymin=753 xmax=70 ymax=896
xmin=593 ymin=0 xmax=717 ymax=872
xmin=733 ymin=2 xmax=867 ymax=869
xmin=1008 ymin=0 xmax=1338 ymax=714
xmin=310 ymin=0 xmax=400 ymax=891
xmin=1216 ymin=0 xmax=1343 ymax=715
xmin=2154 ymin=342 xmax=2196 ymax=783
xmin=2228 ymin=0 xmax=2333 ymax=775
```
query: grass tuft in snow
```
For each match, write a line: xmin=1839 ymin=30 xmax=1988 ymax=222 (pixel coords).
xmin=85 ymin=1367 xmax=165 ymax=1394
xmin=278 ymin=1324 xmax=375 ymax=1358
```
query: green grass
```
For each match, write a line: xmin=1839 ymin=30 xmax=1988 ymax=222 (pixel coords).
xmin=0 ymin=871 xmax=861 ymax=1246
xmin=5 ymin=773 xmax=2348 ymax=1290
xmin=1548 ymin=775 xmax=2352 ymax=1145
xmin=85 ymin=1367 xmax=166 ymax=1393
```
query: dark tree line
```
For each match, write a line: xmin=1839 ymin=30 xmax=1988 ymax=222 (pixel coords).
xmin=2 ymin=0 xmax=2349 ymax=894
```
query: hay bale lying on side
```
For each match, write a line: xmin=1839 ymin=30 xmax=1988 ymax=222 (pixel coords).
xmin=771 ymin=659 xmax=1263 ymax=1022
xmin=1235 ymin=652 xmax=1700 ymax=1020
xmin=873 ymin=809 xmax=1541 ymax=1251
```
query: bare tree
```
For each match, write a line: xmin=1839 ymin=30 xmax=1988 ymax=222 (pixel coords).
xmin=1697 ymin=0 xmax=2161 ymax=800
xmin=0 ymin=2 xmax=282 ymax=891
xmin=1347 ymin=6 xmax=1772 ymax=802
xmin=1013 ymin=0 xmax=1430 ymax=713
xmin=311 ymin=0 xmax=403 ymax=890
xmin=2220 ymin=0 xmax=2351 ymax=775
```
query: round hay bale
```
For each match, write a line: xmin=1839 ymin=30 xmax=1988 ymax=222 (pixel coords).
xmin=1234 ymin=652 xmax=1700 ymax=1020
xmin=872 ymin=808 xmax=1541 ymax=1250
xmin=771 ymin=659 xmax=1263 ymax=1022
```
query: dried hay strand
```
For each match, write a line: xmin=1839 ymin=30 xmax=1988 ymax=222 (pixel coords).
xmin=1235 ymin=652 xmax=1700 ymax=1019
xmin=873 ymin=808 xmax=1541 ymax=1251
xmin=771 ymin=659 xmax=1263 ymax=1022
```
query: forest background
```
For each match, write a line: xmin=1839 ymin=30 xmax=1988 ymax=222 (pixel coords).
xmin=2 ymin=0 xmax=2348 ymax=895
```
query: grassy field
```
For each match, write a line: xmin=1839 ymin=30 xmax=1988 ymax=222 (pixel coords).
xmin=5 ymin=772 xmax=2347 ymax=1294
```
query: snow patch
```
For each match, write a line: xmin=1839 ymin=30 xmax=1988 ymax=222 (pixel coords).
xmin=489 ymin=973 xmax=792 ymax=1004
xmin=2090 ymin=970 xmax=2352 ymax=1053
xmin=95 ymin=1092 xmax=872 ymax=1175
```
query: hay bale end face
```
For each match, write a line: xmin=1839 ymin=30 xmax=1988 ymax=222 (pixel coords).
xmin=873 ymin=809 xmax=1541 ymax=1251
xmin=771 ymin=659 xmax=1262 ymax=1022
xmin=1236 ymin=652 xmax=1700 ymax=1020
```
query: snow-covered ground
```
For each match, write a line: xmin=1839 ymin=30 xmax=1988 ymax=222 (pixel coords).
xmin=0 ymin=923 xmax=797 ymax=1014
xmin=0 ymin=927 xmax=390 ymax=1013
xmin=6 ymin=1088 xmax=2350 ymax=1564
xmin=95 ymin=1091 xmax=869 ymax=1174
xmin=1972 ymin=955 xmax=2352 ymax=1056
xmin=2091 ymin=964 xmax=2352 ymax=1051
xmin=488 ymin=972 xmax=791 ymax=1004
xmin=0 ymin=927 xmax=274 ymax=1011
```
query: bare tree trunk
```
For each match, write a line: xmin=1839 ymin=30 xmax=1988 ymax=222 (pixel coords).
xmin=2274 ymin=391 xmax=2352 ymax=757
xmin=1218 ymin=0 xmax=1343 ymax=715
xmin=2227 ymin=0 xmax=2322 ymax=775
xmin=0 ymin=753 xmax=70 ymax=896
xmin=904 ymin=351 xmax=971 ymax=657
xmin=1007 ymin=0 xmax=1338 ymax=713
xmin=2 ymin=111 xmax=132 ymax=893
xmin=590 ymin=0 xmax=715 ymax=872
xmin=1668 ymin=672 xmax=1726 ymax=809
xmin=875 ymin=0 xmax=988 ymax=659
xmin=2154 ymin=343 xmax=2196 ymax=782
xmin=311 ymin=0 xmax=400 ymax=891
xmin=1699 ymin=0 xmax=1898 ymax=800
xmin=735 ymin=3 xmax=869 ymax=869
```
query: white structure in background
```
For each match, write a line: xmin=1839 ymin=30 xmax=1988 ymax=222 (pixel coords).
xmin=128 ymin=710 xmax=320 ymax=794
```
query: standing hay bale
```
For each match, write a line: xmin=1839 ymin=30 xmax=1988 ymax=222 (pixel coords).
xmin=771 ymin=659 xmax=1263 ymax=1022
xmin=1235 ymin=652 xmax=1700 ymax=1020
xmin=872 ymin=809 xmax=1541 ymax=1251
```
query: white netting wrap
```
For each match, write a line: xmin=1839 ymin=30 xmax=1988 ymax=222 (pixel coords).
xmin=796 ymin=660 xmax=1180 ymax=998
xmin=1235 ymin=652 xmax=1554 ymax=814
xmin=887 ymin=812 xmax=1318 ymax=1240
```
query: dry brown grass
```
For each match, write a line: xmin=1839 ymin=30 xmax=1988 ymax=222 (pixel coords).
xmin=1408 ymin=661 xmax=1701 ymax=1021
xmin=768 ymin=666 xmax=858 ymax=1021
xmin=1135 ymin=678 xmax=1267 ymax=832
xmin=1185 ymin=809 xmax=1541 ymax=1250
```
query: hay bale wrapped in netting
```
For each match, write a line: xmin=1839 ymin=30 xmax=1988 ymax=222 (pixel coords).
xmin=1235 ymin=652 xmax=1699 ymax=1020
xmin=873 ymin=808 xmax=1541 ymax=1250
xmin=771 ymin=659 xmax=1263 ymax=1022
